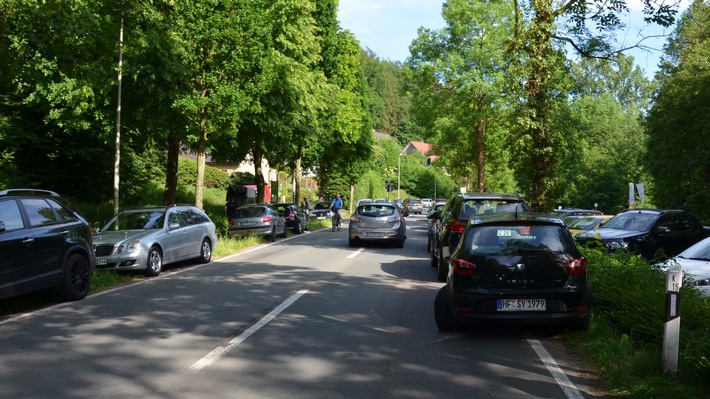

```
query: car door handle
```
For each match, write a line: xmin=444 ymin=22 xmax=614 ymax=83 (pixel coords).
xmin=22 ymin=237 xmax=34 ymax=245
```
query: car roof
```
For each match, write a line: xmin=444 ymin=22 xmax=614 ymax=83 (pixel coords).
xmin=458 ymin=192 xmax=527 ymax=201
xmin=619 ymin=208 xmax=685 ymax=215
xmin=0 ymin=188 xmax=61 ymax=198
xmin=468 ymin=212 xmax=564 ymax=226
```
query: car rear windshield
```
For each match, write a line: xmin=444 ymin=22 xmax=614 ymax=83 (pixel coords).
xmin=464 ymin=225 xmax=576 ymax=254
xmin=358 ymin=205 xmax=395 ymax=217
xmin=234 ymin=207 xmax=266 ymax=218
xmin=314 ymin=202 xmax=330 ymax=210
xmin=461 ymin=200 xmax=526 ymax=218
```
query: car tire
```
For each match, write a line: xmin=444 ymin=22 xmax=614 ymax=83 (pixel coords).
xmin=198 ymin=238 xmax=212 ymax=264
xmin=396 ymin=239 xmax=405 ymax=248
xmin=294 ymin=222 xmax=302 ymax=234
xmin=57 ymin=253 xmax=92 ymax=301
xmin=269 ymin=227 xmax=276 ymax=242
xmin=348 ymin=238 xmax=356 ymax=247
xmin=144 ymin=247 xmax=163 ymax=277
xmin=568 ymin=312 xmax=591 ymax=332
xmin=435 ymin=286 xmax=456 ymax=332
xmin=436 ymin=247 xmax=448 ymax=282
xmin=427 ymin=236 xmax=432 ymax=252
xmin=430 ymin=245 xmax=438 ymax=268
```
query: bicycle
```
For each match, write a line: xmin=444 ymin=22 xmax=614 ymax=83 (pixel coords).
xmin=331 ymin=209 xmax=341 ymax=231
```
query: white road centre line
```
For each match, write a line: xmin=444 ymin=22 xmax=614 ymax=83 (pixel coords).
xmin=526 ymin=335 xmax=584 ymax=399
xmin=190 ymin=289 xmax=309 ymax=372
xmin=347 ymin=248 xmax=365 ymax=258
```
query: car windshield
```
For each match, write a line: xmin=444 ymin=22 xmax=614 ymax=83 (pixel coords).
xmin=603 ymin=213 xmax=656 ymax=231
xmin=567 ymin=217 xmax=604 ymax=230
xmin=678 ymin=238 xmax=710 ymax=260
xmin=234 ymin=207 xmax=266 ymax=218
xmin=103 ymin=210 xmax=165 ymax=231
xmin=358 ymin=205 xmax=395 ymax=217
xmin=462 ymin=200 xmax=525 ymax=217
xmin=465 ymin=225 xmax=575 ymax=254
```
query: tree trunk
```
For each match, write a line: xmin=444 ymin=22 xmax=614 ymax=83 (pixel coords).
xmin=252 ymin=146 xmax=267 ymax=203
xmin=294 ymin=157 xmax=302 ymax=206
xmin=163 ymin=131 xmax=180 ymax=205
xmin=195 ymin=117 xmax=207 ymax=209
xmin=476 ymin=92 xmax=486 ymax=192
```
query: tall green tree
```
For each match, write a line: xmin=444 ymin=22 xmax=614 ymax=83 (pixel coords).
xmin=170 ymin=0 xmax=270 ymax=208
xmin=646 ymin=0 xmax=710 ymax=221
xmin=507 ymin=0 xmax=679 ymax=210
xmin=408 ymin=0 xmax=515 ymax=193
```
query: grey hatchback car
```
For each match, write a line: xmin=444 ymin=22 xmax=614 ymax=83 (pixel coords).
xmin=93 ymin=205 xmax=218 ymax=277
xmin=348 ymin=202 xmax=406 ymax=248
xmin=229 ymin=204 xmax=287 ymax=242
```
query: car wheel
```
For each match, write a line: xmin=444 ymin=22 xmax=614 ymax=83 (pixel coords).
xmin=435 ymin=286 xmax=456 ymax=332
xmin=436 ymin=247 xmax=448 ymax=282
xmin=269 ymin=227 xmax=277 ymax=242
xmin=430 ymin=245 xmax=438 ymax=268
xmin=348 ymin=238 xmax=356 ymax=247
xmin=567 ymin=311 xmax=591 ymax=332
xmin=198 ymin=238 xmax=212 ymax=264
xmin=144 ymin=247 xmax=163 ymax=277
xmin=396 ymin=238 xmax=405 ymax=248
xmin=427 ymin=236 xmax=432 ymax=252
xmin=294 ymin=222 xmax=302 ymax=234
xmin=57 ymin=253 xmax=91 ymax=301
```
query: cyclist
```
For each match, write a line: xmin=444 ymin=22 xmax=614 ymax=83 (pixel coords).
xmin=300 ymin=197 xmax=311 ymax=232
xmin=330 ymin=193 xmax=343 ymax=230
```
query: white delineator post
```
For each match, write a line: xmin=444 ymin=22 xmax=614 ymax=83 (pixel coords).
xmin=663 ymin=263 xmax=682 ymax=373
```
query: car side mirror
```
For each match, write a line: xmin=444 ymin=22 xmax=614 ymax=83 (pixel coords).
xmin=657 ymin=225 xmax=671 ymax=234
xmin=0 ymin=221 xmax=5 ymax=232
xmin=427 ymin=211 xmax=440 ymax=219
xmin=169 ymin=222 xmax=181 ymax=230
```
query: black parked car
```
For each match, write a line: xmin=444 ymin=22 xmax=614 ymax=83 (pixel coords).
xmin=0 ymin=189 xmax=95 ymax=301
xmin=575 ymin=208 xmax=710 ymax=260
xmin=434 ymin=212 xmax=591 ymax=332
xmin=273 ymin=203 xmax=308 ymax=234
xmin=431 ymin=192 xmax=530 ymax=281
xmin=426 ymin=201 xmax=447 ymax=252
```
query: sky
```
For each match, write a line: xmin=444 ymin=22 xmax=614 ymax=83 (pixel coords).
xmin=337 ymin=0 xmax=690 ymax=79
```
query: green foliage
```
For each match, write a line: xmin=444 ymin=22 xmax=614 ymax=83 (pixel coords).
xmin=177 ymin=157 xmax=230 ymax=190
xmin=646 ymin=1 xmax=710 ymax=223
xmin=583 ymin=248 xmax=710 ymax=390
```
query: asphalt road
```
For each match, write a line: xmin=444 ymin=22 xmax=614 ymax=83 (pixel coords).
xmin=0 ymin=215 xmax=609 ymax=399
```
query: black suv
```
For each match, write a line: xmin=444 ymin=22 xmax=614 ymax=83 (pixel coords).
xmin=434 ymin=212 xmax=591 ymax=332
xmin=0 ymin=189 xmax=95 ymax=301
xmin=431 ymin=193 xmax=530 ymax=281
xmin=575 ymin=208 xmax=710 ymax=260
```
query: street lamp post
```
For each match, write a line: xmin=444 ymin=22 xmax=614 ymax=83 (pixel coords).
xmin=398 ymin=153 xmax=403 ymax=199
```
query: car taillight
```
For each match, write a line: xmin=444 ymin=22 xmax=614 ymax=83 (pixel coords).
xmin=565 ymin=257 xmax=587 ymax=274
xmin=450 ymin=221 xmax=465 ymax=233
xmin=289 ymin=211 xmax=295 ymax=218
xmin=229 ymin=219 xmax=234 ymax=226
xmin=453 ymin=258 xmax=477 ymax=276
xmin=263 ymin=216 xmax=272 ymax=223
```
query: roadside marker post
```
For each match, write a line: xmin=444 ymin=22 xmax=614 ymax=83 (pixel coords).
xmin=663 ymin=263 xmax=682 ymax=373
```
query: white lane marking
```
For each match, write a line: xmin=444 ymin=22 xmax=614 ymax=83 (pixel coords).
xmin=347 ymin=248 xmax=365 ymax=258
xmin=190 ymin=289 xmax=309 ymax=372
xmin=527 ymin=335 xmax=584 ymax=399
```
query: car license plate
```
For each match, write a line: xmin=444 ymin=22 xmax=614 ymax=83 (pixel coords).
xmin=241 ymin=221 xmax=256 ymax=226
xmin=97 ymin=258 xmax=107 ymax=265
xmin=366 ymin=232 xmax=384 ymax=237
xmin=497 ymin=299 xmax=546 ymax=311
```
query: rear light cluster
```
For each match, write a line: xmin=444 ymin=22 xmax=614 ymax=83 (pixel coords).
xmin=289 ymin=211 xmax=295 ymax=219
xmin=565 ymin=257 xmax=587 ymax=274
xmin=263 ymin=216 xmax=272 ymax=223
xmin=450 ymin=221 xmax=465 ymax=233
xmin=453 ymin=258 xmax=477 ymax=276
